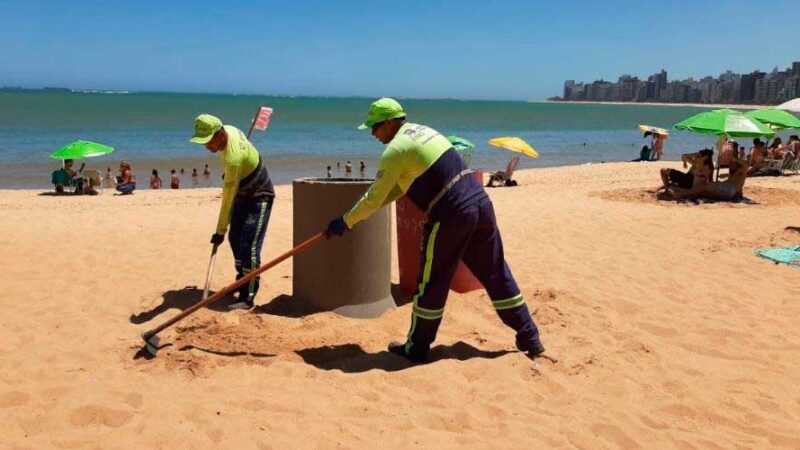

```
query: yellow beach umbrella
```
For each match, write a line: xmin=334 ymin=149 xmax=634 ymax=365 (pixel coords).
xmin=637 ymin=124 xmax=669 ymax=136
xmin=488 ymin=137 xmax=539 ymax=158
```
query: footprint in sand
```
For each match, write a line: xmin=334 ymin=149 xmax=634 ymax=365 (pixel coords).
xmin=590 ymin=423 xmax=638 ymax=448
xmin=70 ymin=405 xmax=133 ymax=428
xmin=121 ymin=392 xmax=143 ymax=409
xmin=0 ymin=391 xmax=30 ymax=408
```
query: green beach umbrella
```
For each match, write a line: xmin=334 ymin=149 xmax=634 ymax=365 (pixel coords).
xmin=674 ymin=109 xmax=775 ymax=138
xmin=744 ymin=107 xmax=800 ymax=130
xmin=49 ymin=140 xmax=115 ymax=160
xmin=446 ymin=135 xmax=475 ymax=151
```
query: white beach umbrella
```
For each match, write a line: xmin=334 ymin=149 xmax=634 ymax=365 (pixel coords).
xmin=776 ymin=98 xmax=800 ymax=113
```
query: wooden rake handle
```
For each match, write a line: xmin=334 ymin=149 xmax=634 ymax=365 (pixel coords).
xmin=143 ymin=232 xmax=326 ymax=339
xmin=202 ymin=243 xmax=220 ymax=300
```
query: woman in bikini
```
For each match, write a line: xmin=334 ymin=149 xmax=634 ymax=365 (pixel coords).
xmin=666 ymin=155 xmax=750 ymax=202
xmin=657 ymin=149 xmax=714 ymax=192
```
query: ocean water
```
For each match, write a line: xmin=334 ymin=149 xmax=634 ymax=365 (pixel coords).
xmin=0 ymin=91 xmax=736 ymax=189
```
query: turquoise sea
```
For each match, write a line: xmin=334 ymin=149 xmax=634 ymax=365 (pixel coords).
xmin=0 ymin=91 xmax=732 ymax=189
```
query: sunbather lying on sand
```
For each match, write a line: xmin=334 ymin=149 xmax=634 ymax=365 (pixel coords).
xmin=656 ymin=149 xmax=713 ymax=192
xmin=666 ymin=155 xmax=750 ymax=202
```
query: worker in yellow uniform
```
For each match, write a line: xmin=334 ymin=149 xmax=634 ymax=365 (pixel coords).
xmin=326 ymin=98 xmax=545 ymax=363
xmin=191 ymin=114 xmax=275 ymax=310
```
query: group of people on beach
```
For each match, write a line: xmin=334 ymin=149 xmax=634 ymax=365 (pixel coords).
xmin=656 ymin=134 xmax=800 ymax=202
xmin=326 ymin=160 xmax=367 ymax=178
xmin=52 ymin=159 xmax=135 ymax=195
xmin=636 ymin=131 xmax=667 ymax=161
xmin=55 ymin=161 xmax=216 ymax=195
xmin=148 ymin=165 xmax=212 ymax=189
xmin=736 ymin=135 xmax=800 ymax=175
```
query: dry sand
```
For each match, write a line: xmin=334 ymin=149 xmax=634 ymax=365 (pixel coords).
xmin=1 ymin=162 xmax=799 ymax=448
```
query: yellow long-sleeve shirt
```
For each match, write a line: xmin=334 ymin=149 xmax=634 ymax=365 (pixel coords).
xmin=343 ymin=123 xmax=452 ymax=228
xmin=216 ymin=125 xmax=261 ymax=234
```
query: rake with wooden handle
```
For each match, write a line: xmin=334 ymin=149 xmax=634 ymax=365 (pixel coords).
xmin=202 ymin=243 xmax=220 ymax=301
xmin=140 ymin=232 xmax=325 ymax=356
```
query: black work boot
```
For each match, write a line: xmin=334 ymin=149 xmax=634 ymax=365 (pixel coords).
xmin=516 ymin=337 xmax=546 ymax=357
xmin=388 ymin=341 xmax=429 ymax=364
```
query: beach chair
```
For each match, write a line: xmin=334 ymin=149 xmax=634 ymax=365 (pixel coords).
xmin=787 ymin=154 xmax=800 ymax=175
xmin=51 ymin=169 xmax=75 ymax=194
xmin=487 ymin=156 xmax=520 ymax=187
xmin=760 ymin=154 xmax=791 ymax=176
xmin=789 ymin=155 xmax=800 ymax=175
xmin=82 ymin=169 xmax=103 ymax=194
xmin=780 ymin=154 xmax=796 ymax=174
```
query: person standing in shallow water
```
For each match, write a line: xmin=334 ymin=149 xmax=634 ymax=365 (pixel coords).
xmin=150 ymin=169 xmax=162 ymax=189
xmin=105 ymin=167 xmax=116 ymax=188
xmin=325 ymin=98 xmax=545 ymax=364
xmin=190 ymin=114 xmax=276 ymax=310
xmin=170 ymin=169 xmax=179 ymax=189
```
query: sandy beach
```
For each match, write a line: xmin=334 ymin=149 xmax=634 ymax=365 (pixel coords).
xmin=1 ymin=162 xmax=799 ymax=448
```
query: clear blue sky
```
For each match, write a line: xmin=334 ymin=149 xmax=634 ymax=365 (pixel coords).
xmin=2 ymin=0 xmax=798 ymax=100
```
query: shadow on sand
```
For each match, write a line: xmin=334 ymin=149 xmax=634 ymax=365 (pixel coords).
xmin=129 ymin=286 xmax=232 ymax=324
xmin=296 ymin=341 xmax=513 ymax=373
xmin=656 ymin=190 xmax=760 ymax=205
xmin=37 ymin=191 xmax=86 ymax=197
xmin=253 ymin=286 xmax=409 ymax=318
xmin=252 ymin=294 xmax=322 ymax=318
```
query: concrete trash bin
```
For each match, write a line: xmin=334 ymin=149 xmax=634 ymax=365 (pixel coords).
xmin=396 ymin=171 xmax=484 ymax=295
xmin=292 ymin=178 xmax=394 ymax=318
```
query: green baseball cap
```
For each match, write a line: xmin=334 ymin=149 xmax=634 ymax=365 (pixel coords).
xmin=190 ymin=114 xmax=223 ymax=144
xmin=357 ymin=97 xmax=406 ymax=130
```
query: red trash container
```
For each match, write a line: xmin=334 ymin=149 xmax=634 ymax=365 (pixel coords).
xmin=396 ymin=171 xmax=484 ymax=295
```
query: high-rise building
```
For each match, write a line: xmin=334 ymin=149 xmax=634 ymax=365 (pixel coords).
xmin=556 ymin=61 xmax=800 ymax=105
xmin=617 ymin=75 xmax=640 ymax=101
xmin=740 ymin=71 xmax=765 ymax=102
xmin=563 ymin=80 xmax=575 ymax=99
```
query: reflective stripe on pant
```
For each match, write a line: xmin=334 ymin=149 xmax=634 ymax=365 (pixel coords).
xmin=404 ymin=197 xmax=541 ymax=353
xmin=228 ymin=199 xmax=272 ymax=301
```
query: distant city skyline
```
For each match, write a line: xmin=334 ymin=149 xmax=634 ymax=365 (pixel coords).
xmin=2 ymin=0 xmax=800 ymax=101
xmin=558 ymin=60 xmax=800 ymax=105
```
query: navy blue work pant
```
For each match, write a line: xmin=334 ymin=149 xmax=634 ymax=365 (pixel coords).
xmin=404 ymin=198 xmax=541 ymax=354
xmin=228 ymin=199 xmax=273 ymax=302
